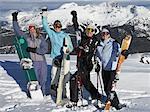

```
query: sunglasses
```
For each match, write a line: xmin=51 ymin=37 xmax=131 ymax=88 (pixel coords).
xmin=54 ymin=25 xmax=62 ymax=28
xmin=102 ymin=32 xmax=109 ymax=36
xmin=86 ymin=28 xmax=95 ymax=33
xmin=54 ymin=22 xmax=62 ymax=28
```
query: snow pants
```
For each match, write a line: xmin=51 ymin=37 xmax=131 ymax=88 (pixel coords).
xmin=79 ymin=68 xmax=103 ymax=100
xmin=50 ymin=59 xmax=70 ymax=97
xmin=102 ymin=69 xmax=120 ymax=108
xmin=33 ymin=61 xmax=47 ymax=95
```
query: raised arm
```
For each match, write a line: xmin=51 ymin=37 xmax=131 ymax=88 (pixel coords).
xmin=12 ymin=12 xmax=26 ymax=37
xmin=71 ymin=10 xmax=79 ymax=32
xmin=41 ymin=9 xmax=54 ymax=39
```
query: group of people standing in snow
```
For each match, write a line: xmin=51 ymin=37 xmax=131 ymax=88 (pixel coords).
xmin=12 ymin=8 xmax=129 ymax=110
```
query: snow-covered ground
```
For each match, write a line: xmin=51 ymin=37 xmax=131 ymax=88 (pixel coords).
xmin=0 ymin=53 xmax=150 ymax=112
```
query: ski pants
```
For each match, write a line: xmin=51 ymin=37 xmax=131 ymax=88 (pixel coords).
xmin=51 ymin=60 xmax=61 ymax=86
xmin=33 ymin=61 xmax=47 ymax=95
xmin=51 ymin=59 xmax=70 ymax=95
xmin=79 ymin=67 xmax=103 ymax=100
xmin=102 ymin=69 xmax=120 ymax=108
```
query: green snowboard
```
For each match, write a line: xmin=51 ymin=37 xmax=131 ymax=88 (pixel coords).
xmin=14 ymin=36 xmax=43 ymax=100
xmin=14 ymin=36 xmax=37 ymax=81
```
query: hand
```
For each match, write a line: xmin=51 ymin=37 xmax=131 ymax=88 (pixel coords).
xmin=121 ymin=50 xmax=129 ymax=59
xmin=26 ymin=47 xmax=37 ymax=53
xmin=12 ymin=11 xmax=18 ymax=21
xmin=66 ymin=48 xmax=70 ymax=54
xmin=12 ymin=11 xmax=18 ymax=17
xmin=95 ymin=63 xmax=100 ymax=73
xmin=41 ymin=7 xmax=48 ymax=12
xmin=40 ymin=7 xmax=48 ymax=17
xmin=71 ymin=10 xmax=77 ymax=16
xmin=114 ymin=74 xmax=119 ymax=82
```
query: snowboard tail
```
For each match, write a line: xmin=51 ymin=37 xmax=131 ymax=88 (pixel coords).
xmin=14 ymin=36 xmax=43 ymax=100
xmin=56 ymin=38 xmax=70 ymax=105
xmin=116 ymin=34 xmax=132 ymax=73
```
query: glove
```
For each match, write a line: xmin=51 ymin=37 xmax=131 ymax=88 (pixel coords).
xmin=26 ymin=47 xmax=37 ymax=53
xmin=41 ymin=7 xmax=48 ymax=11
xmin=71 ymin=10 xmax=77 ymax=16
xmin=12 ymin=11 xmax=18 ymax=21
xmin=53 ymin=55 xmax=63 ymax=67
xmin=121 ymin=50 xmax=129 ymax=59
xmin=41 ymin=7 xmax=48 ymax=17
xmin=95 ymin=63 xmax=101 ymax=73
xmin=114 ymin=74 xmax=119 ymax=82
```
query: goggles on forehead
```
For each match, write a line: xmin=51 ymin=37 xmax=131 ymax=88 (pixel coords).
xmin=29 ymin=26 xmax=36 ymax=31
xmin=86 ymin=28 xmax=95 ymax=33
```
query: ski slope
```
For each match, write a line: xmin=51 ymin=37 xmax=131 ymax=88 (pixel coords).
xmin=0 ymin=53 xmax=150 ymax=112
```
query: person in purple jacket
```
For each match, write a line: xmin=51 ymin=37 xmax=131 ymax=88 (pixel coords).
xmin=12 ymin=12 xmax=48 ymax=95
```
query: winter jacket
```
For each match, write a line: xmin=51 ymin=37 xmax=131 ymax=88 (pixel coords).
xmin=77 ymin=34 xmax=99 ymax=71
xmin=13 ymin=21 xmax=48 ymax=61
xmin=42 ymin=16 xmax=73 ymax=59
xmin=96 ymin=38 xmax=120 ymax=71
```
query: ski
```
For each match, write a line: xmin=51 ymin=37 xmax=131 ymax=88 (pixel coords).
xmin=14 ymin=36 xmax=43 ymax=101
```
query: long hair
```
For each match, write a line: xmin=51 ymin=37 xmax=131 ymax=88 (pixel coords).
xmin=35 ymin=28 xmax=42 ymax=38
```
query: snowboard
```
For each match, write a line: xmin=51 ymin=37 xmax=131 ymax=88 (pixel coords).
xmin=56 ymin=38 xmax=70 ymax=105
xmin=116 ymin=34 xmax=132 ymax=73
xmin=14 ymin=36 xmax=43 ymax=100
xmin=104 ymin=34 xmax=132 ymax=111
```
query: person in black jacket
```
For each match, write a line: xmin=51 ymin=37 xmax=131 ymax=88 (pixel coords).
xmin=69 ymin=11 xmax=106 ymax=106
xmin=75 ymin=24 xmax=103 ymax=100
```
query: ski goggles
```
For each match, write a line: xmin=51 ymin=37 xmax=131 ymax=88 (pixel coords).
xmin=86 ymin=28 xmax=95 ymax=33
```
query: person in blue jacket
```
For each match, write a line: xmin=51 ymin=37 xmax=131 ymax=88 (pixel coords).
xmin=41 ymin=8 xmax=73 ymax=94
xmin=96 ymin=28 xmax=127 ymax=110
xmin=12 ymin=12 xmax=48 ymax=95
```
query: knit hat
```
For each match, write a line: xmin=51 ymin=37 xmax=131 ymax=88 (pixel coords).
xmin=86 ymin=24 xmax=95 ymax=33
xmin=102 ymin=28 xmax=110 ymax=33
xmin=86 ymin=24 xmax=95 ymax=30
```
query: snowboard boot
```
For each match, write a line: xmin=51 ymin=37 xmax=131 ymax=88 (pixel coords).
xmin=115 ymin=103 xmax=126 ymax=110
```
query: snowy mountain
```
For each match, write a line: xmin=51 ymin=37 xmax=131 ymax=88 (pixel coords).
xmin=3 ymin=2 xmax=150 ymax=38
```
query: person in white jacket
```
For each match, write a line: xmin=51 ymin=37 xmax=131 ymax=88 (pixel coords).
xmin=97 ymin=28 xmax=127 ymax=110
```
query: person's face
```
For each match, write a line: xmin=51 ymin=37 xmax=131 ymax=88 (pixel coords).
xmin=54 ymin=23 xmax=62 ymax=32
xmin=101 ymin=32 xmax=110 ymax=40
xmin=86 ymin=28 xmax=95 ymax=38
xmin=29 ymin=27 xmax=36 ymax=34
